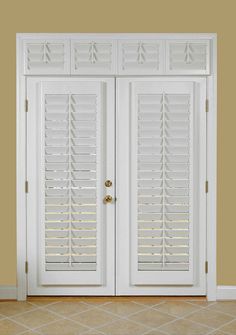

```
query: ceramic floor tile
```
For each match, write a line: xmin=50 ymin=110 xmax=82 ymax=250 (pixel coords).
xmin=28 ymin=299 xmax=62 ymax=307
xmin=209 ymin=332 xmax=230 ymax=335
xmin=143 ymin=330 xmax=167 ymax=335
xmin=129 ymin=308 xmax=175 ymax=328
xmin=71 ymin=308 xmax=118 ymax=328
xmin=0 ymin=318 xmax=27 ymax=335
xmin=186 ymin=308 xmax=234 ymax=328
xmin=188 ymin=301 xmax=217 ymax=308
xmin=209 ymin=302 xmax=236 ymax=317
xmin=45 ymin=301 xmax=91 ymax=316
xmin=0 ymin=301 xmax=36 ymax=316
xmin=20 ymin=332 xmax=41 ymax=335
xmin=159 ymin=319 xmax=212 ymax=335
xmin=98 ymin=318 xmax=149 ymax=335
xmin=36 ymin=319 xmax=89 ymax=335
xmin=12 ymin=309 xmax=59 ymax=329
xmin=131 ymin=297 xmax=165 ymax=306
xmin=82 ymin=332 xmax=104 ymax=335
xmin=98 ymin=301 xmax=147 ymax=316
xmin=219 ymin=320 xmax=236 ymax=335
xmin=154 ymin=301 xmax=201 ymax=317
xmin=80 ymin=298 xmax=113 ymax=306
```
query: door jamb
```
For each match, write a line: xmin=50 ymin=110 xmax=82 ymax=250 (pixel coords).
xmin=16 ymin=33 xmax=217 ymax=301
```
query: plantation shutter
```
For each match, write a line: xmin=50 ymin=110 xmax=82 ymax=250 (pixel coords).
xmin=71 ymin=40 xmax=116 ymax=74
xmin=118 ymin=40 xmax=163 ymax=74
xmin=27 ymin=79 xmax=115 ymax=290
xmin=130 ymin=81 xmax=194 ymax=285
xmin=24 ymin=40 xmax=70 ymax=74
xmin=166 ymin=40 xmax=210 ymax=75
xmin=117 ymin=78 xmax=206 ymax=293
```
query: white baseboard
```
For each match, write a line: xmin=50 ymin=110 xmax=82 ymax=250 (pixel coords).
xmin=0 ymin=286 xmax=17 ymax=299
xmin=1 ymin=285 xmax=235 ymax=300
xmin=217 ymin=286 xmax=236 ymax=300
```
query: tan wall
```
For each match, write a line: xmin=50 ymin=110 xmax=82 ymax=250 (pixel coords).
xmin=0 ymin=0 xmax=235 ymax=286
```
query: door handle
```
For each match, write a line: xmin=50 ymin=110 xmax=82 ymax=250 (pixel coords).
xmin=103 ymin=195 xmax=113 ymax=204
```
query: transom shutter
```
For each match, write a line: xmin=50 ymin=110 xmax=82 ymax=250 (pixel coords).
xmin=24 ymin=40 xmax=70 ymax=74
xmin=71 ymin=40 xmax=116 ymax=74
xmin=166 ymin=40 xmax=210 ymax=74
xmin=118 ymin=40 xmax=163 ymax=74
xmin=130 ymin=81 xmax=194 ymax=285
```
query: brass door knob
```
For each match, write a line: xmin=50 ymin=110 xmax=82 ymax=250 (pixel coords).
xmin=105 ymin=180 xmax=112 ymax=187
xmin=103 ymin=195 xmax=113 ymax=204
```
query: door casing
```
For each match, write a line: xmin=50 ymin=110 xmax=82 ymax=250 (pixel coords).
xmin=16 ymin=33 xmax=217 ymax=301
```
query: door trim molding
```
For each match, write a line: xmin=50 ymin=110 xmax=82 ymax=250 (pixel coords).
xmin=16 ymin=33 xmax=217 ymax=301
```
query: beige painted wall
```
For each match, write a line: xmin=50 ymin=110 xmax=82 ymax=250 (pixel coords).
xmin=0 ymin=0 xmax=235 ymax=286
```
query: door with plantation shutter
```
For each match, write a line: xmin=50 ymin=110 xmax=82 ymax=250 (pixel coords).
xmin=117 ymin=78 xmax=206 ymax=295
xmin=27 ymin=78 xmax=115 ymax=295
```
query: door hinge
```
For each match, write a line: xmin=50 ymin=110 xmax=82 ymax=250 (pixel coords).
xmin=205 ymin=181 xmax=208 ymax=193
xmin=206 ymin=99 xmax=209 ymax=113
xmin=25 ymin=261 xmax=28 ymax=274
xmin=25 ymin=99 xmax=28 ymax=113
xmin=25 ymin=181 xmax=29 ymax=193
xmin=205 ymin=261 xmax=208 ymax=274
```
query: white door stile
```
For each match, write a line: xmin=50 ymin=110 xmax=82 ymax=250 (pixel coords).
xmin=116 ymin=77 xmax=207 ymax=295
xmin=27 ymin=77 xmax=115 ymax=295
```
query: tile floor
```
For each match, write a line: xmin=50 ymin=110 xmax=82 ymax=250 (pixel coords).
xmin=0 ymin=297 xmax=236 ymax=335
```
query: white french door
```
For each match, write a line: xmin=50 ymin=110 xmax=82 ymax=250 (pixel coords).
xmin=27 ymin=78 xmax=115 ymax=295
xmin=26 ymin=77 xmax=206 ymax=296
xmin=116 ymin=78 xmax=207 ymax=295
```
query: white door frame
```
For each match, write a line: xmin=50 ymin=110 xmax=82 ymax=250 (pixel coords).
xmin=16 ymin=33 xmax=217 ymax=301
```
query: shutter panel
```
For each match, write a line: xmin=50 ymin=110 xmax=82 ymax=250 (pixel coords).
xmin=27 ymin=79 xmax=115 ymax=291
xmin=116 ymin=78 xmax=206 ymax=292
xmin=71 ymin=40 xmax=116 ymax=74
xmin=24 ymin=40 xmax=70 ymax=74
xmin=45 ymin=93 xmax=98 ymax=272
xmin=118 ymin=40 xmax=163 ymax=74
xmin=166 ymin=40 xmax=210 ymax=74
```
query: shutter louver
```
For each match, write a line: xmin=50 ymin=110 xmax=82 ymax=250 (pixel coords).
xmin=137 ymin=93 xmax=190 ymax=272
xmin=45 ymin=93 xmax=97 ymax=271
xmin=167 ymin=40 xmax=210 ymax=74
xmin=72 ymin=40 xmax=115 ymax=74
xmin=119 ymin=40 xmax=163 ymax=74
xmin=25 ymin=40 xmax=69 ymax=74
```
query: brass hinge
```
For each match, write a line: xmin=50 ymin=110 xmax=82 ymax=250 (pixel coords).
xmin=206 ymin=99 xmax=209 ymax=113
xmin=25 ymin=261 xmax=28 ymax=274
xmin=25 ymin=99 xmax=28 ymax=113
xmin=25 ymin=181 xmax=29 ymax=193
xmin=205 ymin=261 xmax=208 ymax=274
xmin=205 ymin=181 xmax=208 ymax=193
